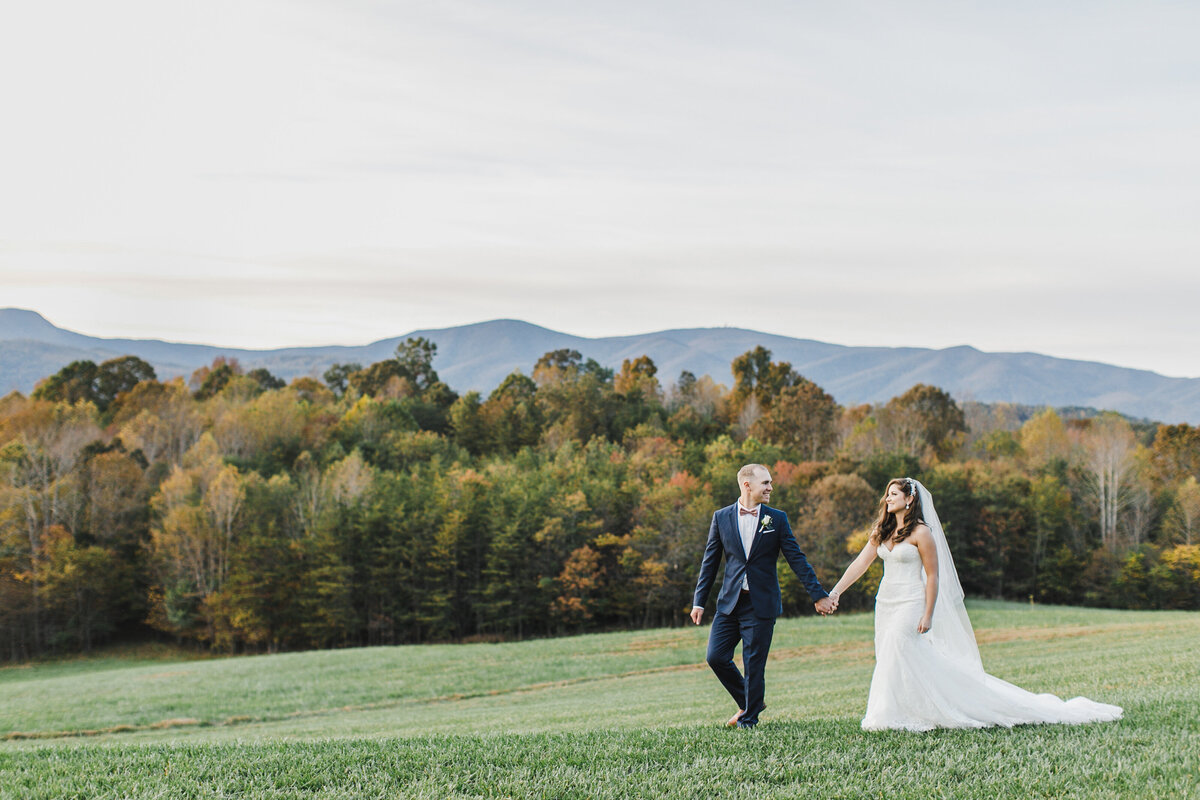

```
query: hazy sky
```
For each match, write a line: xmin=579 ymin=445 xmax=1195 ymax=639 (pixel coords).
xmin=2 ymin=1 xmax=1198 ymax=377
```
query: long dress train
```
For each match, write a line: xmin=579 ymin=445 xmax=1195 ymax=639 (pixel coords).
xmin=862 ymin=541 xmax=1123 ymax=732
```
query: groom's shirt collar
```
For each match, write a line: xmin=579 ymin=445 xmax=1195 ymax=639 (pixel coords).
xmin=737 ymin=501 xmax=761 ymax=515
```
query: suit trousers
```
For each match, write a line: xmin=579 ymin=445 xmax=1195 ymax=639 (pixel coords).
xmin=705 ymin=590 xmax=775 ymax=726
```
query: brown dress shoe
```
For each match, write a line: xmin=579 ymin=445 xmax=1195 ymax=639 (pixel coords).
xmin=726 ymin=709 xmax=744 ymax=727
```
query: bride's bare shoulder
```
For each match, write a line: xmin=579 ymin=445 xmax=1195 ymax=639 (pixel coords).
xmin=909 ymin=522 xmax=934 ymax=544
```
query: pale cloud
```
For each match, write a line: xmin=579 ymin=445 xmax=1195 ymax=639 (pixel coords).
xmin=1 ymin=1 xmax=1197 ymax=376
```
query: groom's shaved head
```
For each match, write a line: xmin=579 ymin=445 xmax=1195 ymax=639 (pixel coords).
xmin=737 ymin=463 xmax=767 ymax=486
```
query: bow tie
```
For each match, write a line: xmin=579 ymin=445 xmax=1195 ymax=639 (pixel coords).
xmin=739 ymin=508 xmax=757 ymax=516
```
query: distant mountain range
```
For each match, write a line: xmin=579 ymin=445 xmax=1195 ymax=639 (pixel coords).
xmin=3 ymin=308 xmax=1199 ymax=424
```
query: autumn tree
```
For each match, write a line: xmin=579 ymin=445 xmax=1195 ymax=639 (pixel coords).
xmin=146 ymin=434 xmax=247 ymax=641
xmin=106 ymin=379 xmax=168 ymax=427
xmin=331 ymin=395 xmax=418 ymax=467
xmin=348 ymin=339 xmax=458 ymax=432
xmin=449 ymin=392 xmax=488 ymax=456
xmin=95 ymin=356 xmax=157 ymax=411
xmin=209 ymin=387 xmax=311 ymax=472
xmin=625 ymin=470 xmax=715 ymax=627
xmin=729 ymin=347 xmax=805 ymax=432
xmin=0 ymin=397 xmax=103 ymax=652
xmin=552 ymin=543 xmax=603 ymax=625
xmin=81 ymin=445 xmax=148 ymax=557
xmin=1026 ymin=473 xmax=1074 ymax=580
xmin=31 ymin=361 xmax=99 ymax=407
xmin=615 ymin=356 xmax=662 ymax=402
xmin=552 ymin=530 xmax=641 ymax=629
xmin=191 ymin=357 xmax=242 ymax=400
xmin=837 ymin=404 xmax=878 ymax=460
xmin=666 ymin=371 xmax=726 ymax=443
xmin=246 ymin=368 xmax=286 ymax=392
xmin=37 ymin=525 xmax=131 ymax=651
xmin=393 ymin=337 xmax=441 ymax=392
xmin=962 ymin=401 xmax=1023 ymax=459
xmin=1149 ymin=424 xmax=1200 ymax=484
xmin=116 ymin=379 xmax=202 ymax=465
xmin=1019 ymin=408 xmax=1073 ymax=472
xmin=1076 ymin=413 xmax=1139 ymax=552
xmin=533 ymin=350 xmax=617 ymax=446
xmin=751 ymin=378 xmax=839 ymax=460
xmin=532 ymin=349 xmax=584 ymax=384
xmin=789 ymin=473 xmax=877 ymax=594
xmin=612 ymin=356 xmax=665 ymax=434
xmin=323 ymin=363 xmax=361 ymax=397
xmin=480 ymin=372 xmax=543 ymax=455
xmin=289 ymin=376 xmax=334 ymax=405
xmin=346 ymin=361 xmax=405 ymax=398
xmin=1163 ymin=476 xmax=1200 ymax=546
xmin=876 ymin=384 xmax=967 ymax=460
xmin=32 ymin=356 xmax=156 ymax=414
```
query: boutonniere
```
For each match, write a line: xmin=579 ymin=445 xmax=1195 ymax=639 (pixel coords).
xmin=758 ymin=514 xmax=775 ymax=534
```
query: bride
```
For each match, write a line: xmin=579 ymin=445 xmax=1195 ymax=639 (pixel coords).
xmin=828 ymin=477 xmax=1123 ymax=732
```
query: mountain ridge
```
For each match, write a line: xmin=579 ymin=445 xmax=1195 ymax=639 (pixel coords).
xmin=3 ymin=308 xmax=1198 ymax=423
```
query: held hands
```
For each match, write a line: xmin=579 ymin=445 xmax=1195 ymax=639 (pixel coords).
xmin=694 ymin=598 xmax=841 ymax=621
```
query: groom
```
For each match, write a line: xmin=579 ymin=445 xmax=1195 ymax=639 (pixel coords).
xmin=690 ymin=464 xmax=834 ymax=728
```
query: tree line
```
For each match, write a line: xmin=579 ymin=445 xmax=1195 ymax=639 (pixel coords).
xmin=1 ymin=342 xmax=1197 ymax=661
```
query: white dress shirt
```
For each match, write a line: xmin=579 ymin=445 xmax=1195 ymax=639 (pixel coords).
xmin=736 ymin=501 xmax=760 ymax=591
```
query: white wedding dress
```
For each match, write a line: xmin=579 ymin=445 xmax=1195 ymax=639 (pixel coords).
xmin=861 ymin=483 xmax=1123 ymax=732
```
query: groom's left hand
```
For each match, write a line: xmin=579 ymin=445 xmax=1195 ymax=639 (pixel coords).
xmin=814 ymin=597 xmax=835 ymax=616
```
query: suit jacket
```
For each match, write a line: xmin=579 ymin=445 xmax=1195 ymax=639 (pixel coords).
xmin=693 ymin=503 xmax=828 ymax=618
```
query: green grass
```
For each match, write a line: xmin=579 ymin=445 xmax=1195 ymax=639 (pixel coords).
xmin=1 ymin=601 xmax=1197 ymax=798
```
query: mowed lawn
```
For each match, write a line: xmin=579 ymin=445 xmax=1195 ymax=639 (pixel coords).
xmin=0 ymin=601 xmax=1196 ymax=799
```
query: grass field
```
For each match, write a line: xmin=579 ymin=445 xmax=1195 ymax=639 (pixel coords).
xmin=1 ymin=601 xmax=1197 ymax=798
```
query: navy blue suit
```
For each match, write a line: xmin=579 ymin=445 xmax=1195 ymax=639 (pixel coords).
xmin=693 ymin=503 xmax=827 ymax=726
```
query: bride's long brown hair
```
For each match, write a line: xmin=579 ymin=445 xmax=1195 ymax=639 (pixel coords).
xmin=871 ymin=478 xmax=925 ymax=547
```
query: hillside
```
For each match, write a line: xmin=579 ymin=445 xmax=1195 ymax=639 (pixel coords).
xmin=0 ymin=602 xmax=1196 ymax=798
xmin=0 ymin=601 xmax=1174 ymax=742
xmin=4 ymin=308 xmax=1200 ymax=422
